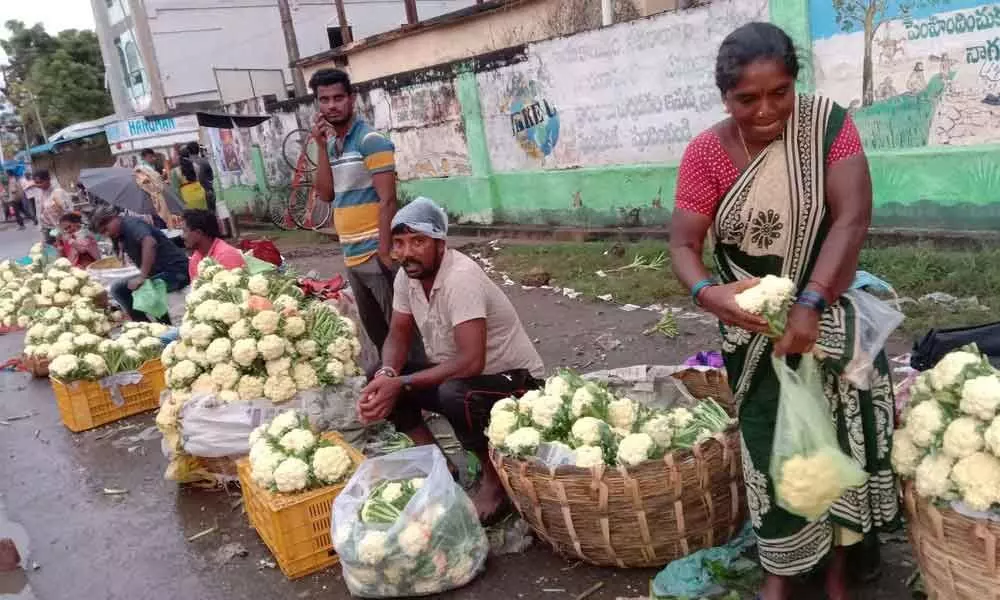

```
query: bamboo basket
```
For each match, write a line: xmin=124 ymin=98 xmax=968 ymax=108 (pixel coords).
xmin=904 ymin=481 xmax=1000 ymax=599
xmin=673 ymin=368 xmax=736 ymax=415
xmin=24 ymin=354 xmax=49 ymax=378
xmin=489 ymin=373 xmax=745 ymax=568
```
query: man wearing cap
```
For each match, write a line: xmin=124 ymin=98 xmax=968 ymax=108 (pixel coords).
xmin=359 ymin=197 xmax=544 ymax=522
xmin=92 ymin=206 xmax=190 ymax=323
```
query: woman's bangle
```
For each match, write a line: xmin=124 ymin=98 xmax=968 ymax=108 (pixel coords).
xmin=691 ymin=277 xmax=719 ymax=306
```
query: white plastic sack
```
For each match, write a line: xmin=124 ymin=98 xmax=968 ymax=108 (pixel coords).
xmin=843 ymin=289 xmax=904 ymax=389
xmin=178 ymin=377 xmax=368 ymax=458
xmin=333 ymin=445 xmax=488 ymax=598
xmin=86 ymin=265 xmax=141 ymax=288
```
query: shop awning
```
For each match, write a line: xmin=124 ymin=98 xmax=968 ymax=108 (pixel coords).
xmin=195 ymin=112 xmax=271 ymax=129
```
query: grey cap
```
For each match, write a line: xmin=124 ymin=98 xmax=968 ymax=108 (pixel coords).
xmin=391 ymin=196 xmax=448 ymax=240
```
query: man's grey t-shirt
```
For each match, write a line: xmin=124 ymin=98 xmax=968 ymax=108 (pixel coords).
xmin=119 ymin=217 xmax=188 ymax=277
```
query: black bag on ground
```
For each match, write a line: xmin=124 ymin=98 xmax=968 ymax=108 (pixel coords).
xmin=911 ymin=321 xmax=1000 ymax=370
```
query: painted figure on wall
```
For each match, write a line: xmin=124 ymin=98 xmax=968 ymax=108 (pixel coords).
xmin=219 ymin=130 xmax=242 ymax=173
xmin=506 ymin=76 xmax=560 ymax=161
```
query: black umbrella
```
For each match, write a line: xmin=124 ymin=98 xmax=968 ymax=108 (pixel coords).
xmin=78 ymin=167 xmax=186 ymax=215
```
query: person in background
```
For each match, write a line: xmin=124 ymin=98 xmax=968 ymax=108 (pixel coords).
xmin=0 ymin=169 xmax=32 ymax=230
xmin=359 ymin=197 xmax=544 ymax=524
xmin=182 ymin=209 xmax=245 ymax=280
xmin=32 ymin=169 xmax=71 ymax=243
xmin=91 ymin=205 xmax=190 ymax=323
xmin=140 ymin=148 xmax=166 ymax=180
xmin=310 ymin=68 xmax=420 ymax=363
xmin=185 ymin=141 xmax=236 ymax=239
xmin=19 ymin=171 xmax=39 ymax=224
xmin=668 ymin=23 xmax=894 ymax=600
xmin=176 ymin=149 xmax=207 ymax=211
xmin=56 ymin=212 xmax=101 ymax=268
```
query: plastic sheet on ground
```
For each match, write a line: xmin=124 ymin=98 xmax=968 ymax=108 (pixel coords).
xmin=583 ymin=364 xmax=711 ymax=412
xmin=652 ymin=521 xmax=756 ymax=598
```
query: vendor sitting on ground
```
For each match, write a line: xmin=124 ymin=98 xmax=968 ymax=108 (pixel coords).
xmin=91 ymin=205 xmax=190 ymax=323
xmin=182 ymin=209 xmax=245 ymax=280
xmin=57 ymin=212 xmax=101 ymax=268
xmin=359 ymin=197 xmax=544 ymax=522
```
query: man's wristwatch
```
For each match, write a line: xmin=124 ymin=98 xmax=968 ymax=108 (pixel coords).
xmin=795 ymin=290 xmax=828 ymax=313
xmin=374 ymin=366 xmax=397 ymax=379
xmin=401 ymin=375 xmax=414 ymax=392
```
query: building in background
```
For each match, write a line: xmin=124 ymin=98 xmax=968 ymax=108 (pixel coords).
xmin=90 ymin=0 xmax=480 ymax=117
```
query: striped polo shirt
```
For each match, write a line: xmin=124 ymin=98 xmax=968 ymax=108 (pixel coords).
xmin=330 ymin=118 xmax=396 ymax=267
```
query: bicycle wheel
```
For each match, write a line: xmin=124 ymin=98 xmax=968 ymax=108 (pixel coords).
xmin=266 ymin=187 xmax=297 ymax=231
xmin=282 ymin=129 xmax=320 ymax=173
xmin=290 ymin=184 xmax=332 ymax=231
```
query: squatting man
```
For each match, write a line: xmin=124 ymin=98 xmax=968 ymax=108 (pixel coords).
xmin=358 ymin=197 xmax=545 ymax=522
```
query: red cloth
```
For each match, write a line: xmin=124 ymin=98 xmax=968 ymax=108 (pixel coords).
xmin=674 ymin=115 xmax=864 ymax=217
xmin=239 ymin=239 xmax=283 ymax=267
xmin=189 ymin=238 xmax=247 ymax=280
xmin=57 ymin=233 xmax=100 ymax=268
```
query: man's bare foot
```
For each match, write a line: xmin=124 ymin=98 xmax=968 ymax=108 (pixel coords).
xmin=471 ymin=474 xmax=507 ymax=522
xmin=759 ymin=574 xmax=791 ymax=600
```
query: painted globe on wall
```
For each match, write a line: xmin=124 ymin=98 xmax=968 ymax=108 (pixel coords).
xmin=510 ymin=95 xmax=560 ymax=160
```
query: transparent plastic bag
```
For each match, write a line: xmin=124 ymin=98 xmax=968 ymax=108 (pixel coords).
xmin=842 ymin=289 xmax=904 ymax=389
xmin=133 ymin=278 xmax=168 ymax=318
xmin=333 ymin=445 xmax=488 ymax=598
xmin=179 ymin=394 xmax=284 ymax=458
xmin=770 ymin=355 xmax=868 ymax=521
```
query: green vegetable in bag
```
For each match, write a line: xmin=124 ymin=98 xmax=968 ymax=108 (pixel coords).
xmin=133 ymin=278 xmax=168 ymax=318
xmin=244 ymin=253 xmax=276 ymax=275
xmin=770 ymin=354 xmax=868 ymax=521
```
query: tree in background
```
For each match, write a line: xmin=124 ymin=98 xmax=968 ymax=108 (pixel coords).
xmin=0 ymin=20 xmax=113 ymax=145
xmin=832 ymin=0 xmax=948 ymax=106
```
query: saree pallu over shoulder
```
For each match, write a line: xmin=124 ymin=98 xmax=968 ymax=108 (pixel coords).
xmin=710 ymin=94 xmax=899 ymax=577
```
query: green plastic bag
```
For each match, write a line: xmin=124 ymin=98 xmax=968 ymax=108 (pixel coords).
xmin=770 ymin=354 xmax=868 ymax=521
xmin=243 ymin=253 xmax=276 ymax=275
xmin=133 ymin=278 xmax=168 ymax=319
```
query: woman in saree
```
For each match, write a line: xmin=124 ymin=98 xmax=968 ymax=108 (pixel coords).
xmin=669 ymin=23 xmax=898 ymax=599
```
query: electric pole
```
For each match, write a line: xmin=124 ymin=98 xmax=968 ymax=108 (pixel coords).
xmin=277 ymin=0 xmax=308 ymax=97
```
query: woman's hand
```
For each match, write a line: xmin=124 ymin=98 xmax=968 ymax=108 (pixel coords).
xmin=698 ymin=279 xmax=771 ymax=334
xmin=773 ymin=304 xmax=820 ymax=357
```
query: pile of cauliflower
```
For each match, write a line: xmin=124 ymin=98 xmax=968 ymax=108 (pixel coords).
xmin=487 ymin=370 xmax=735 ymax=469
xmin=24 ymin=299 xmax=118 ymax=363
xmin=892 ymin=344 xmax=1000 ymax=511
xmin=733 ymin=275 xmax=797 ymax=336
xmin=156 ymin=260 xmax=362 ymax=481
xmin=45 ymin=321 xmax=167 ymax=382
xmin=246 ymin=409 xmax=356 ymax=493
xmin=335 ymin=473 xmax=488 ymax=597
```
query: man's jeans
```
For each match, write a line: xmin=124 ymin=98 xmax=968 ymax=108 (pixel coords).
xmin=110 ymin=271 xmax=190 ymax=323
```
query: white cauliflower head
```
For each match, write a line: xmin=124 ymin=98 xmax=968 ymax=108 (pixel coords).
xmin=237 ymin=375 xmax=265 ymax=400
xmin=257 ymin=334 xmax=286 ymax=361
xmin=544 ymin=374 xmax=572 ymax=399
xmin=570 ymin=386 xmax=599 ymax=418
xmin=575 ymin=445 xmax=605 ymax=468
xmin=891 ymin=428 xmax=924 ymax=478
xmin=960 ymin=375 xmax=1000 ymax=421
xmin=776 ymin=449 xmax=851 ymax=521
xmin=295 ymin=339 xmax=318 ymax=358
xmin=607 ymin=398 xmax=638 ymax=431
xmin=617 ymin=433 xmax=655 ymax=467
xmin=273 ymin=457 xmax=310 ymax=493
xmin=205 ymin=337 xmax=232 ymax=364
xmin=487 ymin=410 xmax=519 ymax=447
xmin=247 ymin=274 xmax=269 ymax=296
xmin=267 ymin=410 xmax=301 ymax=438
xmin=942 ymin=417 xmax=985 ymax=459
xmin=504 ymin=427 xmax=541 ymax=456
xmin=914 ymin=453 xmax=955 ymax=500
xmin=216 ymin=302 xmax=243 ymax=325
xmin=327 ymin=337 xmax=355 ymax=363
xmin=278 ymin=428 xmax=317 ymax=454
xmin=733 ymin=275 xmax=796 ymax=314
xmin=571 ymin=416 xmax=607 ymax=446
xmin=228 ymin=319 xmax=251 ymax=340
xmin=641 ymin=414 xmax=674 ymax=449
xmin=292 ymin=363 xmax=319 ymax=390
xmin=907 ymin=400 xmax=946 ymax=447
xmin=312 ymin=446 xmax=352 ymax=483
xmin=951 ymin=451 xmax=1000 ymax=511
xmin=210 ymin=362 xmax=241 ymax=390
xmin=531 ymin=394 xmax=566 ymax=430
xmin=398 ymin=522 xmax=432 ymax=558
xmin=357 ymin=531 xmax=389 ymax=565
xmin=231 ymin=338 xmax=259 ymax=367
xmin=985 ymin=416 xmax=1000 ymax=458
xmin=264 ymin=374 xmax=297 ymax=402
xmin=283 ymin=316 xmax=306 ymax=339
xmin=251 ymin=310 xmax=281 ymax=335
xmin=930 ymin=351 xmax=983 ymax=391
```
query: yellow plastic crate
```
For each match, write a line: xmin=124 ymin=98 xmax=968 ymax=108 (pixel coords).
xmin=237 ymin=432 xmax=364 ymax=579
xmin=51 ymin=359 xmax=165 ymax=432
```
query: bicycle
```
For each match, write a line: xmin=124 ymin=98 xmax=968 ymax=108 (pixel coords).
xmin=279 ymin=128 xmax=331 ymax=231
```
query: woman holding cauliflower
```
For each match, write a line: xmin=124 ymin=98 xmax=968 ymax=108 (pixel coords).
xmin=669 ymin=23 xmax=897 ymax=600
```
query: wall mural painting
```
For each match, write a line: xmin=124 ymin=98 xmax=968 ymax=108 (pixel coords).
xmin=813 ymin=0 xmax=1000 ymax=149
xmin=506 ymin=75 xmax=561 ymax=160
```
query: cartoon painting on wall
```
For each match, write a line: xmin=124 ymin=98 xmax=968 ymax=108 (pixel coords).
xmin=812 ymin=0 xmax=1000 ymax=149
xmin=506 ymin=75 xmax=560 ymax=162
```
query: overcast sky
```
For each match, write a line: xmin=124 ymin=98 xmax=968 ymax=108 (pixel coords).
xmin=1 ymin=1 xmax=97 ymax=64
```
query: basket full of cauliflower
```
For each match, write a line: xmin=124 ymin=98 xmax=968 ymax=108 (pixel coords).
xmin=487 ymin=368 xmax=744 ymax=568
xmin=891 ymin=344 xmax=1000 ymax=600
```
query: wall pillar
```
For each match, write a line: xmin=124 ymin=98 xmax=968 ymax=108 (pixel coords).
xmin=453 ymin=68 xmax=499 ymax=223
xmin=769 ymin=0 xmax=814 ymax=93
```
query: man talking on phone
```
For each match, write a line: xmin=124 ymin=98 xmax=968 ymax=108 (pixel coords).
xmin=310 ymin=68 xmax=421 ymax=361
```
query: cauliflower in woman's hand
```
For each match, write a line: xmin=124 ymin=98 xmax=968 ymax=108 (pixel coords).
xmin=960 ymin=375 xmax=1000 ymax=420
xmin=942 ymin=417 xmax=985 ymax=459
xmin=951 ymin=451 xmax=1000 ymax=511
xmin=891 ymin=428 xmax=923 ymax=477
xmin=907 ymin=400 xmax=947 ymax=447
xmin=504 ymin=427 xmax=541 ymax=456
xmin=575 ymin=445 xmax=605 ymax=468
xmin=257 ymin=334 xmax=286 ymax=361
xmin=641 ymin=414 xmax=674 ymax=449
xmin=930 ymin=350 xmax=983 ymax=392
xmin=251 ymin=310 xmax=281 ymax=335
xmin=914 ymin=453 xmax=955 ymax=499
xmin=273 ymin=457 xmax=310 ymax=492
xmin=607 ymin=398 xmax=638 ymax=432
xmin=279 ymin=428 xmax=317 ymax=454
xmin=231 ymin=338 xmax=259 ymax=367
xmin=312 ymin=446 xmax=352 ymax=483
xmin=776 ymin=449 xmax=854 ymax=521
xmin=733 ymin=275 xmax=796 ymax=314
xmin=617 ymin=433 xmax=655 ymax=467
xmin=571 ymin=417 xmax=607 ymax=447
xmin=487 ymin=410 xmax=519 ymax=447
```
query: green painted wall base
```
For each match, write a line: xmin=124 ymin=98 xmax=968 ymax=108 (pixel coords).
xmin=399 ymin=144 xmax=1000 ymax=231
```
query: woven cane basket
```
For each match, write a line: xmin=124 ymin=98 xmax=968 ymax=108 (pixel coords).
xmin=904 ymin=481 xmax=1000 ymax=600
xmin=489 ymin=372 xmax=744 ymax=568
